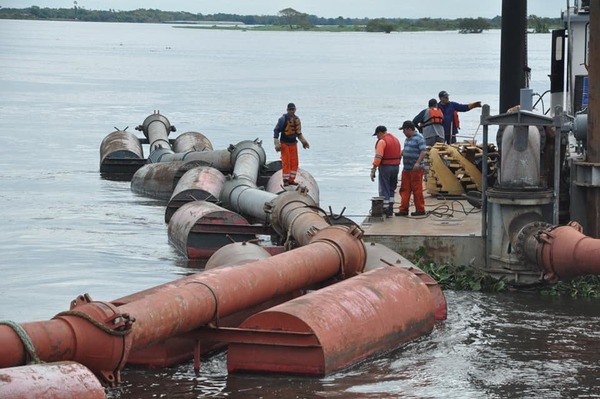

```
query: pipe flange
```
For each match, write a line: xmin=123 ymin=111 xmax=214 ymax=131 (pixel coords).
xmin=137 ymin=112 xmax=173 ymax=139
xmin=228 ymin=139 xmax=267 ymax=166
xmin=513 ymin=221 xmax=551 ymax=262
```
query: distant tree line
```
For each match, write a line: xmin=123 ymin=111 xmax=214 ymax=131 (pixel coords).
xmin=0 ymin=6 xmax=562 ymax=33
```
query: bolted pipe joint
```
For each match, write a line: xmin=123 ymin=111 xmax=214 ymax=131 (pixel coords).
xmin=266 ymin=190 xmax=318 ymax=238
xmin=309 ymin=225 xmax=366 ymax=278
xmin=508 ymin=212 xmax=550 ymax=264
xmin=532 ymin=221 xmax=600 ymax=282
xmin=135 ymin=111 xmax=175 ymax=139
xmin=228 ymin=139 xmax=266 ymax=168
xmin=147 ymin=147 xmax=175 ymax=163
xmin=52 ymin=294 xmax=134 ymax=386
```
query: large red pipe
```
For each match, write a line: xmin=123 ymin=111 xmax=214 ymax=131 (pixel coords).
xmin=0 ymin=225 xmax=365 ymax=382
xmin=526 ymin=221 xmax=600 ymax=282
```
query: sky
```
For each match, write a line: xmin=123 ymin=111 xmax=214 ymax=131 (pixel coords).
xmin=1 ymin=0 xmax=568 ymax=19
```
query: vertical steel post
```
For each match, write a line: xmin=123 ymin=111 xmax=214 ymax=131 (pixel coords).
xmin=587 ymin=0 xmax=600 ymax=237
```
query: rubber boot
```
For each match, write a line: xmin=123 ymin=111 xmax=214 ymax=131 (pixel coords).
xmin=386 ymin=204 xmax=394 ymax=218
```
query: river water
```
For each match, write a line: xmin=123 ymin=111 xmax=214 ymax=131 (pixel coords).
xmin=0 ymin=19 xmax=599 ymax=398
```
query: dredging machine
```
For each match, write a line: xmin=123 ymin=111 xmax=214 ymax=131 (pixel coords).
xmin=1 ymin=1 xmax=600 ymax=398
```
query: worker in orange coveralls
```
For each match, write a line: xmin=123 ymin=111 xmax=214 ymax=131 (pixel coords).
xmin=273 ymin=102 xmax=310 ymax=186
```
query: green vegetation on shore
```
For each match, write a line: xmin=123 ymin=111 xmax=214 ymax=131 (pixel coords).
xmin=414 ymin=247 xmax=600 ymax=298
xmin=0 ymin=6 xmax=562 ymax=33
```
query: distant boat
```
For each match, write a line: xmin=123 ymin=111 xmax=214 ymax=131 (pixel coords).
xmin=458 ymin=28 xmax=483 ymax=34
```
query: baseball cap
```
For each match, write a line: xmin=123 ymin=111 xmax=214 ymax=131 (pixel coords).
xmin=287 ymin=102 xmax=296 ymax=110
xmin=373 ymin=125 xmax=387 ymax=136
xmin=438 ymin=90 xmax=449 ymax=98
xmin=400 ymin=120 xmax=415 ymax=130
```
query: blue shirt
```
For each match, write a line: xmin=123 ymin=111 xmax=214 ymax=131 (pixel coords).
xmin=402 ymin=133 xmax=426 ymax=170
xmin=438 ymin=101 xmax=470 ymax=136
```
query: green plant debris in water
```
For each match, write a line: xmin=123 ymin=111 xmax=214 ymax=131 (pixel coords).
xmin=412 ymin=246 xmax=600 ymax=298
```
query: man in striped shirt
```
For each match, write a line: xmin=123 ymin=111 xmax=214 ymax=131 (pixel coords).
xmin=396 ymin=120 xmax=427 ymax=217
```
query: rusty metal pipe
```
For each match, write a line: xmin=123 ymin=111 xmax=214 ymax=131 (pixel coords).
xmin=119 ymin=225 xmax=365 ymax=351
xmin=0 ymin=298 xmax=133 ymax=385
xmin=137 ymin=112 xmax=173 ymax=155
xmin=267 ymin=190 xmax=329 ymax=246
xmin=0 ymin=361 xmax=106 ymax=399
xmin=156 ymin=149 xmax=233 ymax=172
xmin=521 ymin=221 xmax=600 ymax=282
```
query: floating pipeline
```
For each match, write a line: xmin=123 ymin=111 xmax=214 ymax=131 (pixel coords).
xmin=0 ymin=111 xmax=446 ymax=392
xmin=264 ymin=168 xmax=320 ymax=204
xmin=125 ymin=242 xmax=294 ymax=368
xmin=0 ymin=224 xmax=367 ymax=384
xmin=0 ymin=295 xmax=134 ymax=386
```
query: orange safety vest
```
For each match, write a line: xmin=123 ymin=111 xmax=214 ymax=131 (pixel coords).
xmin=379 ymin=134 xmax=401 ymax=165
xmin=423 ymin=107 xmax=444 ymax=127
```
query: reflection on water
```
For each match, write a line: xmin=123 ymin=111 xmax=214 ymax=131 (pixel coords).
xmin=1 ymin=19 xmax=599 ymax=398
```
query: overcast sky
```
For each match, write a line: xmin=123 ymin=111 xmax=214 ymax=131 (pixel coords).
xmin=2 ymin=0 xmax=568 ymax=19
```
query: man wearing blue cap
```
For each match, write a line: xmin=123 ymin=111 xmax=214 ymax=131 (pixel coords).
xmin=273 ymin=102 xmax=310 ymax=186
xmin=437 ymin=90 xmax=481 ymax=144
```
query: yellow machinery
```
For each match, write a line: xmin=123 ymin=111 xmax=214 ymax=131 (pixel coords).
xmin=425 ymin=142 xmax=499 ymax=196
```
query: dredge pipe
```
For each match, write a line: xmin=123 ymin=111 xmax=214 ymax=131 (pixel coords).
xmin=139 ymin=112 xmax=173 ymax=152
xmin=118 ymin=225 xmax=365 ymax=351
xmin=156 ymin=149 xmax=233 ymax=172
xmin=267 ymin=190 xmax=331 ymax=247
xmin=0 ymin=226 xmax=364 ymax=379
xmin=521 ymin=221 xmax=600 ymax=282
xmin=0 ymin=298 xmax=133 ymax=385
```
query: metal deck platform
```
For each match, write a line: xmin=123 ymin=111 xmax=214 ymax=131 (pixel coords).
xmin=361 ymin=191 xmax=485 ymax=267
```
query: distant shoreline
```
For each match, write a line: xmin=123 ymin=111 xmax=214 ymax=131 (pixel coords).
xmin=0 ymin=6 xmax=563 ymax=33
